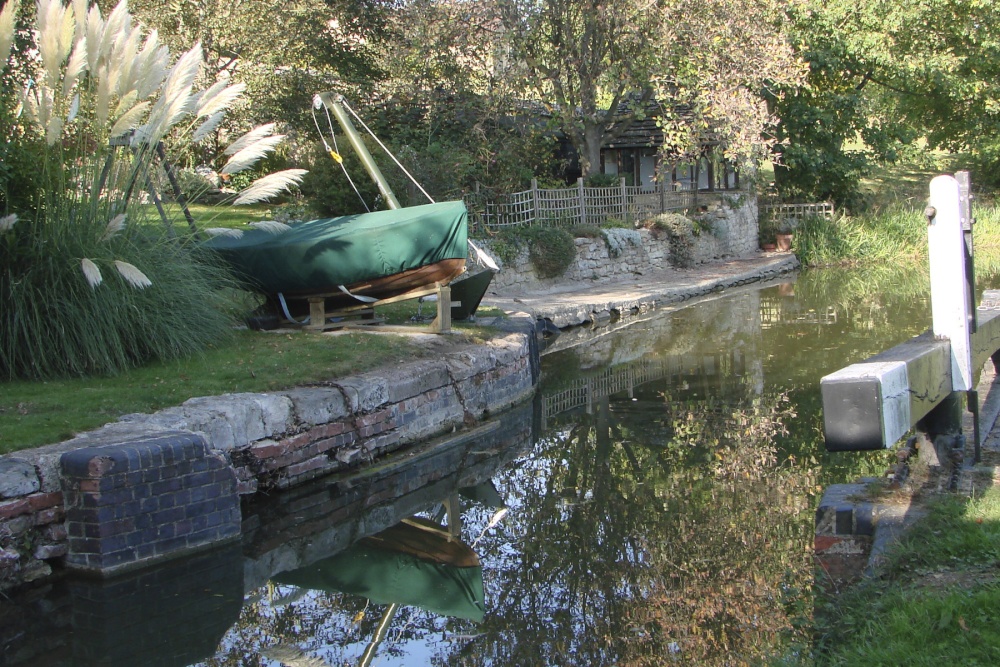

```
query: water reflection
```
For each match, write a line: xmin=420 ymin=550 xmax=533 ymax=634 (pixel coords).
xmin=3 ymin=267 xmax=955 ymax=666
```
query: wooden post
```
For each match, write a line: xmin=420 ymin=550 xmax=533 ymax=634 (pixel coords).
xmin=308 ymin=298 xmax=326 ymax=331
xmin=578 ymin=177 xmax=587 ymax=226
xmin=620 ymin=177 xmax=628 ymax=223
xmin=531 ymin=178 xmax=540 ymax=226
xmin=430 ymin=283 xmax=452 ymax=334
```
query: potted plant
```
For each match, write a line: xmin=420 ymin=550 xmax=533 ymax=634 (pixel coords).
xmin=775 ymin=219 xmax=795 ymax=252
xmin=758 ymin=212 xmax=778 ymax=251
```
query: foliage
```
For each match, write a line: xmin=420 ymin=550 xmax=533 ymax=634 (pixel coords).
xmin=769 ymin=0 xmax=1000 ymax=208
xmin=298 ymin=140 xmax=397 ymax=216
xmin=493 ymin=0 xmax=805 ymax=178
xmin=0 ymin=0 xmax=304 ymax=378
xmin=127 ymin=0 xmax=397 ymax=138
xmin=793 ymin=208 xmax=926 ymax=268
xmin=523 ymin=226 xmax=577 ymax=278
xmin=644 ymin=212 xmax=698 ymax=267
xmin=584 ymin=173 xmax=620 ymax=187
xmin=493 ymin=225 xmax=576 ymax=278
xmin=365 ymin=90 xmax=561 ymax=197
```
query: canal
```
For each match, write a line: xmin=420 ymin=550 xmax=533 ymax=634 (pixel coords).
xmin=4 ymin=266 xmax=946 ymax=666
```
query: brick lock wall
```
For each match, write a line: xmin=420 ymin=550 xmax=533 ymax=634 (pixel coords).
xmin=0 ymin=332 xmax=535 ymax=587
xmin=60 ymin=433 xmax=240 ymax=574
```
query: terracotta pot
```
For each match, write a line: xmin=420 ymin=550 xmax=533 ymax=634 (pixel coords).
xmin=776 ymin=233 xmax=793 ymax=252
xmin=762 ymin=243 xmax=777 ymax=252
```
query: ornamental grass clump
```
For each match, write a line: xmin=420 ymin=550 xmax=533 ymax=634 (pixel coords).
xmin=0 ymin=0 xmax=305 ymax=379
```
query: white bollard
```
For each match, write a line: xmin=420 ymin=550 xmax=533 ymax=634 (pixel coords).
xmin=928 ymin=175 xmax=973 ymax=391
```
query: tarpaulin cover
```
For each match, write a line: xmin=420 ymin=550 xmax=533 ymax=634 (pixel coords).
xmin=272 ymin=522 xmax=485 ymax=622
xmin=204 ymin=201 xmax=468 ymax=295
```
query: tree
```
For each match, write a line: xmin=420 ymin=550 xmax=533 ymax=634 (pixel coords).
xmin=124 ymin=0 xmax=398 ymax=138
xmin=495 ymin=0 xmax=661 ymax=178
xmin=493 ymin=0 xmax=805 ymax=178
xmin=769 ymin=0 xmax=1000 ymax=208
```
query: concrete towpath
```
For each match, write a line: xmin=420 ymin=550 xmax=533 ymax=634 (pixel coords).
xmin=481 ymin=252 xmax=800 ymax=329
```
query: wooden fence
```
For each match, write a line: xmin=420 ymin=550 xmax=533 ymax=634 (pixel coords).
xmin=759 ymin=201 xmax=835 ymax=222
xmin=463 ymin=177 xmax=743 ymax=234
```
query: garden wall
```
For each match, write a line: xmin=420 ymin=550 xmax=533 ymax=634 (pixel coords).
xmin=481 ymin=193 xmax=759 ymax=294
xmin=0 ymin=331 xmax=535 ymax=589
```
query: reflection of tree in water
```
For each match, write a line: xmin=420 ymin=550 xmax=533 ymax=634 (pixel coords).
xmin=469 ymin=370 xmax=816 ymax=665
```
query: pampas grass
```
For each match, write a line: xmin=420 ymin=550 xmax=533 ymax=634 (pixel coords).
xmin=0 ymin=0 xmax=303 ymax=379
xmin=233 ymin=169 xmax=308 ymax=205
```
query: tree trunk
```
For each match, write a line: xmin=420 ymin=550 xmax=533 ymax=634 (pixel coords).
xmin=579 ymin=122 xmax=605 ymax=179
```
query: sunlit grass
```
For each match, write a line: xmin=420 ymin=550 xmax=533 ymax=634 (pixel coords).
xmin=0 ymin=329 xmax=431 ymax=453
xmin=141 ymin=201 xmax=274 ymax=232
xmin=813 ymin=488 xmax=1000 ymax=666
xmin=794 ymin=202 xmax=1000 ymax=282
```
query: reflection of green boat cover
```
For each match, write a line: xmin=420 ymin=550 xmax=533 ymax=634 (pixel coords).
xmin=273 ymin=521 xmax=486 ymax=622
xmin=204 ymin=201 xmax=468 ymax=296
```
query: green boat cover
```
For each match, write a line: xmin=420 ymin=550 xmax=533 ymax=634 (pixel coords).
xmin=273 ymin=540 xmax=486 ymax=622
xmin=204 ymin=201 xmax=468 ymax=295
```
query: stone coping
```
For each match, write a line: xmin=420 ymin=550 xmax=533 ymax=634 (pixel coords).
xmin=0 ymin=332 xmax=532 ymax=498
xmin=483 ymin=252 xmax=799 ymax=328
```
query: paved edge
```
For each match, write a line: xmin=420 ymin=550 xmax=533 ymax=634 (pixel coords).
xmin=482 ymin=253 xmax=800 ymax=328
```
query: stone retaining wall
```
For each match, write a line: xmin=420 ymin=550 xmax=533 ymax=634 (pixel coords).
xmin=483 ymin=194 xmax=758 ymax=294
xmin=0 ymin=332 xmax=535 ymax=588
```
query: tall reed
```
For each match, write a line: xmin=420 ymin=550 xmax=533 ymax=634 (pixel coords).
xmin=0 ymin=0 xmax=304 ymax=379
xmin=794 ymin=203 xmax=1000 ymax=286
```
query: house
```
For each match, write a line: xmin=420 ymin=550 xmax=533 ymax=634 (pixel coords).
xmin=598 ymin=100 xmax=741 ymax=192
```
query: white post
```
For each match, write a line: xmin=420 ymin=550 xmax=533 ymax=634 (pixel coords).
xmin=928 ymin=175 xmax=973 ymax=391
xmin=578 ymin=177 xmax=587 ymax=226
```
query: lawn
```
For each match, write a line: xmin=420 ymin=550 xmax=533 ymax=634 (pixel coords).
xmin=0 ymin=329 xmax=433 ymax=453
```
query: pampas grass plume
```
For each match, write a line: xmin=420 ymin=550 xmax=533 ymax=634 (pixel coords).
xmin=192 ymin=111 xmax=224 ymax=143
xmin=81 ymin=258 xmax=103 ymax=288
xmin=114 ymin=260 xmax=152 ymax=288
xmin=101 ymin=214 xmax=126 ymax=241
xmin=196 ymin=81 xmax=245 ymax=119
xmin=233 ymin=169 xmax=307 ymax=205
xmin=204 ymin=227 xmax=244 ymax=239
xmin=249 ymin=220 xmax=292 ymax=235
xmin=224 ymin=123 xmax=275 ymax=156
xmin=220 ymin=134 xmax=285 ymax=175
xmin=110 ymin=100 xmax=150 ymax=138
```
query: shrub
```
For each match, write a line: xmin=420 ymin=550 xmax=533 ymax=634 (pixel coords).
xmin=525 ymin=227 xmax=577 ymax=278
xmin=299 ymin=140 xmax=398 ymax=216
xmin=493 ymin=226 xmax=577 ymax=278
xmin=0 ymin=0 xmax=304 ymax=379
xmin=644 ymin=213 xmax=697 ymax=267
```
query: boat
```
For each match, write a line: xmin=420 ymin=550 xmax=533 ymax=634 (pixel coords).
xmin=205 ymin=92 xmax=496 ymax=328
xmin=272 ymin=516 xmax=486 ymax=622
xmin=204 ymin=200 xmax=469 ymax=307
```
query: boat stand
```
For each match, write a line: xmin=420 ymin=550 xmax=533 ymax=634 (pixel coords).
xmin=302 ymin=281 xmax=456 ymax=334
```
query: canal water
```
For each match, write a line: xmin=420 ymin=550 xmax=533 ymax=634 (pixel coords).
xmin=4 ymin=266 xmax=949 ymax=666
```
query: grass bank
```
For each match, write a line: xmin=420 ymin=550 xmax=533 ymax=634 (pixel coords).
xmin=809 ymin=486 xmax=1000 ymax=665
xmin=0 ymin=330 xmax=426 ymax=454
xmin=792 ymin=203 xmax=1000 ymax=280
xmin=0 ymin=299 xmax=503 ymax=455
